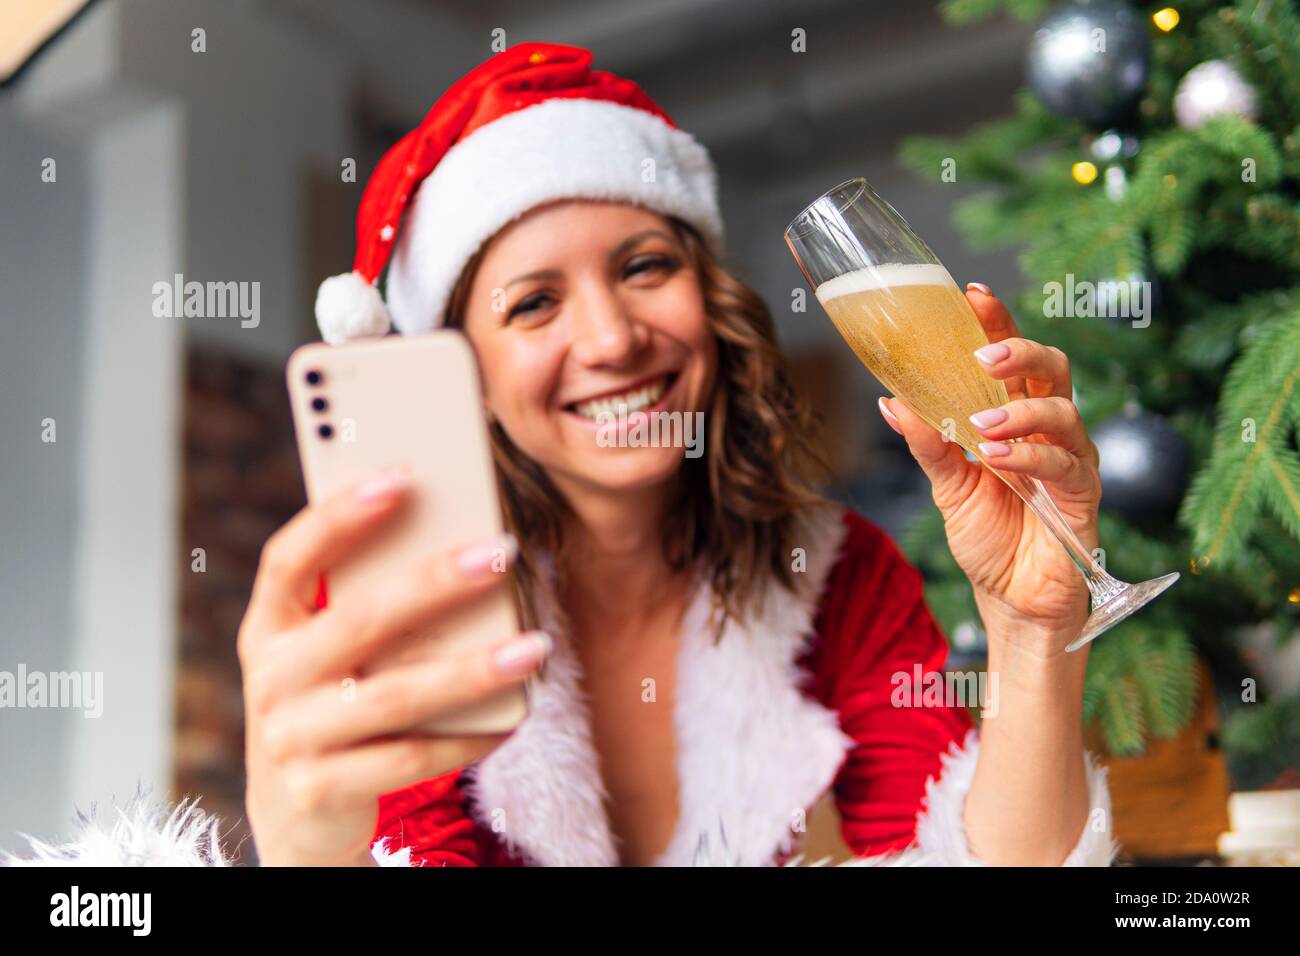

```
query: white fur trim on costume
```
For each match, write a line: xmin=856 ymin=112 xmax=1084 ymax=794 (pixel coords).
xmin=369 ymin=836 xmax=416 ymax=867
xmin=1 ymin=788 xmax=417 ymax=867
xmin=657 ymin=504 xmax=855 ymax=867
xmin=2 ymin=793 xmax=230 ymax=867
xmin=315 ymin=270 xmax=392 ymax=345
xmin=463 ymin=504 xmax=854 ymax=867
xmin=385 ymin=97 xmax=724 ymax=336
xmin=912 ymin=727 xmax=1119 ymax=866
xmin=459 ymin=563 xmax=622 ymax=866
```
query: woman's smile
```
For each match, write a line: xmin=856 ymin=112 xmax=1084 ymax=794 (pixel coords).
xmin=562 ymin=371 xmax=681 ymax=429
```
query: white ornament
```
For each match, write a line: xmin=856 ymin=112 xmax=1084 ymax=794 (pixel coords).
xmin=314 ymin=271 xmax=392 ymax=345
xmin=1174 ymin=59 xmax=1258 ymax=129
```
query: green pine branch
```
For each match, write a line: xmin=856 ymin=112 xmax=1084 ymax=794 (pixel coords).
xmin=1083 ymin=624 xmax=1198 ymax=755
xmin=899 ymin=91 xmax=1075 ymax=187
xmin=1222 ymin=693 xmax=1300 ymax=758
xmin=1180 ymin=298 xmax=1300 ymax=568
xmin=1207 ymin=2 xmax=1300 ymax=135
xmin=899 ymin=0 xmax=1300 ymax=764
xmin=939 ymin=0 xmax=1055 ymax=25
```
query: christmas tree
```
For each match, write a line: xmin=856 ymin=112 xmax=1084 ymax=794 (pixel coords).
xmin=897 ymin=0 xmax=1300 ymax=785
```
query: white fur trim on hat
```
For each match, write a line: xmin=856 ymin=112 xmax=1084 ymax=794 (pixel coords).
xmin=385 ymin=97 xmax=724 ymax=335
xmin=316 ymin=270 xmax=392 ymax=345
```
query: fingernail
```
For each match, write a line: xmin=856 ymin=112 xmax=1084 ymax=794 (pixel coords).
xmin=877 ymin=397 xmax=903 ymax=434
xmin=354 ymin=466 xmax=410 ymax=503
xmin=967 ymin=281 xmax=993 ymax=296
xmin=493 ymin=631 xmax=552 ymax=676
xmin=969 ymin=407 xmax=1008 ymax=430
xmin=457 ymin=532 xmax=518 ymax=577
xmin=974 ymin=342 xmax=1010 ymax=366
xmin=978 ymin=441 xmax=1012 ymax=458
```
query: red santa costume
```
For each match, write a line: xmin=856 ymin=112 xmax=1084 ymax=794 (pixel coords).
xmin=365 ymin=505 xmax=1115 ymax=868
xmin=4 ymin=41 xmax=1116 ymax=869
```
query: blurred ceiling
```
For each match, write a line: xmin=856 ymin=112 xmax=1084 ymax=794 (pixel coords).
xmin=273 ymin=0 xmax=1033 ymax=173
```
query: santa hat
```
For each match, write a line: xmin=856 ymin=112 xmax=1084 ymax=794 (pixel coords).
xmin=315 ymin=41 xmax=725 ymax=345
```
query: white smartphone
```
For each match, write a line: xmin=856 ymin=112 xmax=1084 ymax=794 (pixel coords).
xmin=286 ymin=332 xmax=528 ymax=736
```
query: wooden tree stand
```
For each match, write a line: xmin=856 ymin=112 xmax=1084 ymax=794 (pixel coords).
xmin=1085 ymin=659 xmax=1231 ymax=863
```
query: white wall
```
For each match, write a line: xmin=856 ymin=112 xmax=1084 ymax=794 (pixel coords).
xmin=0 ymin=0 xmax=187 ymax=849
xmin=118 ymin=0 xmax=358 ymax=362
xmin=0 ymin=100 xmax=89 ymax=851
xmin=0 ymin=0 xmax=355 ymax=852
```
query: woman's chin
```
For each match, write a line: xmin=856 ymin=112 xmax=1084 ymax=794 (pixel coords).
xmin=557 ymin=445 xmax=687 ymax=495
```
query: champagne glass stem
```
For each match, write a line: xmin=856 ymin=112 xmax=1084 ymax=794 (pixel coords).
xmin=983 ymin=459 xmax=1179 ymax=653
xmin=991 ymin=467 xmax=1127 ymax=608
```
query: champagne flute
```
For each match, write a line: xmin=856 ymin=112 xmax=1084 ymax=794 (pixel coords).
xmin=785 ymin=177 xmax=1178 ymax=652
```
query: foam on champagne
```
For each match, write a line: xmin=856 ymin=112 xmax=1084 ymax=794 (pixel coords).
xmin=814 ymin=262 xmax=958 ymax=304
xmin=813 ymin=262 xmax=1009 ymax=454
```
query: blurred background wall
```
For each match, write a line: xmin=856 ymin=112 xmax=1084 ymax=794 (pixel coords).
xmin=0 ymin=0 xmax=1032 ymax=858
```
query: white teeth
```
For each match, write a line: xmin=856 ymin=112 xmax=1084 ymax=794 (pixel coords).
xmin=572 ymin=377 xmax=668 ymax=420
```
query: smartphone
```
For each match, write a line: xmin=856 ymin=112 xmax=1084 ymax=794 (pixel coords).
xmin=286 ymin=332 xmax=528 ymax=736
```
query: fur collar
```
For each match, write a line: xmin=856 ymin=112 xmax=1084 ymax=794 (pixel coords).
xmin=461 ymin=505 xmax=855 ymax=866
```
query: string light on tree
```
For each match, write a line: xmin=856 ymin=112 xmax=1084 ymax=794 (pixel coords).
xmin=1090 ymin=129 xmax=1140 ymax=163
xmin=1089 ymin=129 xmax=1140 ymax=200
xmin=1072 ymin=160 xmax=1098 ymax=185
xmin=1152 ymin=7 xmax=1180 ymax=33
xmin=1104 ymin=165 xmax=1127 ymax=200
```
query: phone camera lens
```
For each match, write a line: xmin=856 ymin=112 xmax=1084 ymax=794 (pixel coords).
xmin=311 ymin=396 xmax=328 ymax=412
xmin=305 ymin=369 xmax=323 ymax=386
xmin=318 ymin=423 xmax=334 ymax=440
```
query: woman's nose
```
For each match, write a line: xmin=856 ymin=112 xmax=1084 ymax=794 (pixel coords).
xmin=568 ymin=286 xmax=649 ymax=367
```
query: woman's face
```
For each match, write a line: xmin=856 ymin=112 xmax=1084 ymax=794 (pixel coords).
xmin=461 ymin=200 xmax=718 ymax=497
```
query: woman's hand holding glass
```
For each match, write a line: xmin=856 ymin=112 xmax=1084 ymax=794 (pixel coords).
xmin=879 ymin=285 xmax=1099 ymax=651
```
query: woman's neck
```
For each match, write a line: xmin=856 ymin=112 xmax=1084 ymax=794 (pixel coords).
xmin=558 ymin=481 xmax=689 ymax=631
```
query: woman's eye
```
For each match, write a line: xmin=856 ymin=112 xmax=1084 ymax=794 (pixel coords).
xmin=507 ymin=292 xmax=553 ymax=319
xmin=625 ymin=254 xmax=678 ymax=278
xmin=504 ymin=257 xmax=677 ymax=319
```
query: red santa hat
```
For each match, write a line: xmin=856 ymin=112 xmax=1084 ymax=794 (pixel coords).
xmin=315 ymin=41 xmax=725 ymax=345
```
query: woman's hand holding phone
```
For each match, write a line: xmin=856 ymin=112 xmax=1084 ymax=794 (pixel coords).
xmin=237 ymin=468 xmax=551 ymax=867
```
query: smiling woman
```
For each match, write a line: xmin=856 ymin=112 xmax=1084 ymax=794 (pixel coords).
xmin=303 ymin=42 xmax=1113 ymax=870
xmin=6 ymin=39 xmax=1120 ymax=869
xmin=441 ymin=199 xmax=828 ymax=637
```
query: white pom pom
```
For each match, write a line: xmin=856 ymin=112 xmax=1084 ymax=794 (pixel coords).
xmin=315 ymin=271 xmax=392 ymax=345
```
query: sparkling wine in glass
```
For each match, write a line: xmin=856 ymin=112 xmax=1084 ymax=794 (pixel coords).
xmin=785 ymin=177 xmax=1179 ymax=651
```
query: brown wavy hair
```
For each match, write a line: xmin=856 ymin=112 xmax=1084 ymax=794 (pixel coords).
xmin=442 ymin=213 xmax=831 ymax=636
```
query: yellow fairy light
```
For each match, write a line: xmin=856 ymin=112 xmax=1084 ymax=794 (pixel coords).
xmin=1153 ymin=8 xmax=1180 ymax=32
xmin=1072 ymin=161 xmax=1099 ymax=185
xmin=1288 ymin=587 xmax=1300 ymax=604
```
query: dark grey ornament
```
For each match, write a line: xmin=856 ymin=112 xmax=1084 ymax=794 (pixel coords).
xmin=1094 ymin=408 xmax=1188 ymax=519
xmin=1027 ymin=1 xmax=1151 ymax=128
